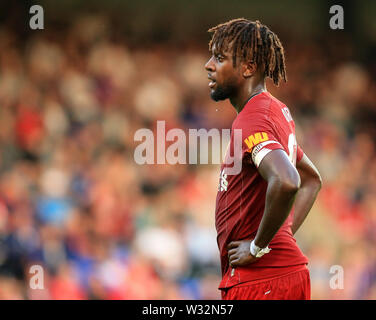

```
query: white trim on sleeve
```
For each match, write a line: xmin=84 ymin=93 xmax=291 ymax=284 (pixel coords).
xmin=251 ymin=140 xmax=283 ymax=167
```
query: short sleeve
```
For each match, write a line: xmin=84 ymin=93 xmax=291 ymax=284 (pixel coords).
xmin=238 ymin=116 xmax=285 ymax=168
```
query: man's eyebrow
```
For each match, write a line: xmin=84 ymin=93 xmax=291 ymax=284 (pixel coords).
xmin=213 ymin=50 xmax=226 ymax=57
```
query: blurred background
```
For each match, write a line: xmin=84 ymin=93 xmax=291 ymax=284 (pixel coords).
xmin=0 ymin=0 xmax=375 ymax=299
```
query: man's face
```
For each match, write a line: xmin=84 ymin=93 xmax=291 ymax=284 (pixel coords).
xmin=205 ymin=46 xmax=243 ymax=101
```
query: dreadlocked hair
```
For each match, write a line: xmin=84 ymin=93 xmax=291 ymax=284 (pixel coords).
xmin=208 ymin=18 xmax=287 ymax=86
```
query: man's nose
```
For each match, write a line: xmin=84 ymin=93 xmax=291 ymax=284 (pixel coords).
xmin=205 ymin=57 xmax=215 ymax=72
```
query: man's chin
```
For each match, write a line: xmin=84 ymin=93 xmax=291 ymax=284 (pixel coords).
xmin=210 ymin=89 xmax=229 ymax=102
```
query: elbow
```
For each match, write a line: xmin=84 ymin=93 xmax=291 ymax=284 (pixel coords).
xmin=301 ymin=172 xmax=322 ymax=195
xmin=275 ymin=172 xmax=301 ymax=196
xmin=281 ymin=179 xmax=300 ymax=195
xmin=309 ymin=170 xmax=322 ymax=192
xmin=314 ymin=172 xmax=323 ymax=192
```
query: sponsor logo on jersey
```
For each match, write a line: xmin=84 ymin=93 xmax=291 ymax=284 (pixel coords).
xmin=244 ymin=132 xmax=269 ymax=151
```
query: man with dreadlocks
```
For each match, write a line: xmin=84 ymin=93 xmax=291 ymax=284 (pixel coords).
xmin=205 ymin=18 xmax=322 ymax=300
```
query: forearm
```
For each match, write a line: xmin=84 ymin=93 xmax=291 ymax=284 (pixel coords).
xmin=254 ymin=178 xmax=299 ymax=248
xmin=291 ymin=180 xmax=321 ymax=234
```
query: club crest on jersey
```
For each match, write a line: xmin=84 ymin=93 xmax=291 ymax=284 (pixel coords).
xmin=244 ymin=132 xmax=269 ymax=151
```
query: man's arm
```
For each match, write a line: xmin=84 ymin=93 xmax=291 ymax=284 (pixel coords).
xmin=291 ymin=153 xmax=322 ymax=235
xmin=253 ymin=149 xmax=301 ymax=248
xmin=228 ymin=149 xmax=301 ymax=267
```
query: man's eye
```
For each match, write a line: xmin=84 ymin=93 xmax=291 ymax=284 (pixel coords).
xmin=215 ymin=55 xmax=224 ymax=62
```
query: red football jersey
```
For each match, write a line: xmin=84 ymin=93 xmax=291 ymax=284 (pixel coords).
xmin=215 ymin=91 xmax=308 ymax=290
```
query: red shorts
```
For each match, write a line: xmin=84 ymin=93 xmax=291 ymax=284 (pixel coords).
xmin=221 ymin=265 xmax=310 ymax=300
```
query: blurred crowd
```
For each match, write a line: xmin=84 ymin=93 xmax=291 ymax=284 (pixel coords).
xmin=0 ymin=15 xmax=375 ymax=299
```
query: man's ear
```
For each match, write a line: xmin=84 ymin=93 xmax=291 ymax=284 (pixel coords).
xmin=242 ymin=61 xmax=257 ymax=78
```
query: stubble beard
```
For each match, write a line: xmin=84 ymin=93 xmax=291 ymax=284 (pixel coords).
xmin=210 ymin=82 xmax=237 ymax=102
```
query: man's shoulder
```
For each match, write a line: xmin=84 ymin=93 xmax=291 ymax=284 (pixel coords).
xmin=250 ymin=92 xmax=292 ymax=124
xmin=245 ymin=91 xmax=274 ymax=113
xmin=234 ymin=93 xmax=273 ymax=129
xmin=264 ymin=92 xmax=288 ymax=112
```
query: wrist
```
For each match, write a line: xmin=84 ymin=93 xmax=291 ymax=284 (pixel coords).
xmin=250 ymin=239 xmax=271 ymax=258
xmin=253 ymin=237 xmax=268 ymax=249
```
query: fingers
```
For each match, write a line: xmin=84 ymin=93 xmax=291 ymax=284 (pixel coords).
xmin=227 ymin=249 xmax=237 ymax=257
xmin=230 ymin=258 xmax=240 ymax=267
xmin=229 ymin=252 xmax=238 ymax=264
xmin=227 ymin=241 xmax=240 ymax=250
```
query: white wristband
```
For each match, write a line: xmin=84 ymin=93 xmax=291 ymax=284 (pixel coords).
xmin=250 ymin=240 xmax=271 ymax=258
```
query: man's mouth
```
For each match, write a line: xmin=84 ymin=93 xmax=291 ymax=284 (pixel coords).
xmin=208 ymin=76 xmax=216 ymax=88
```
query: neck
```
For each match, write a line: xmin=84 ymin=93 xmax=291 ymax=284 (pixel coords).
xmin=230 ymin=80 xmax=266 ymax=114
